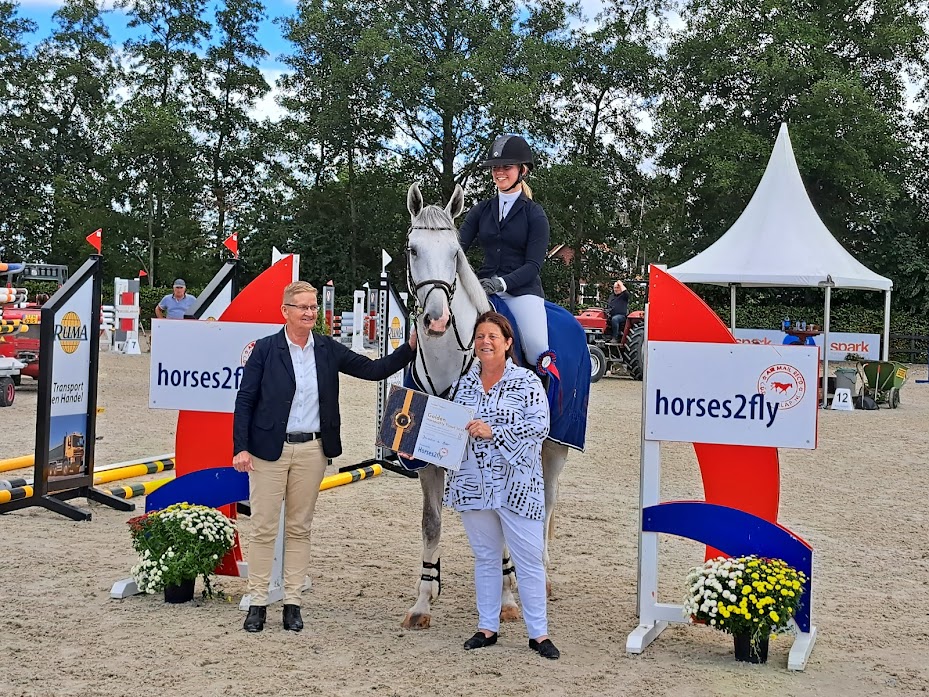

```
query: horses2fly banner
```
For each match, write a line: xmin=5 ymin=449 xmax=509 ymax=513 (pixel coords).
xmin=149 ymin=319 xmax=280 ymax=412
xmin=628 ymin=266 xmax=820 ymax=672
xmin=645 ymin=342 xmax=818 ymax=449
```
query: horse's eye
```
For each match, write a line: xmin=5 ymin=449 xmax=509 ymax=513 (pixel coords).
xmin=408 ymin=247 xmax=417 ymax=258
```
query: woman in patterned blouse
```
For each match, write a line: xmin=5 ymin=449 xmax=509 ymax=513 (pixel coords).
xmin=444 ymin=311 xmax=559 ymax=660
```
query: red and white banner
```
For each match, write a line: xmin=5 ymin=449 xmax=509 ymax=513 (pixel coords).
xmin=733 ymin=328 xmax=880 ymax=361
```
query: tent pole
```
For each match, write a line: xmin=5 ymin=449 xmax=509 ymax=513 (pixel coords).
xmin=730 ymin=285 xmax=737 ymax=331
xmin=822 ymin=287 xmax=831 ymax=408
xmin=882 ymin=290 xmax=891 ymax=361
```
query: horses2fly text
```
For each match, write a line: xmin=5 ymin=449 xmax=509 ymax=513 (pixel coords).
xmin=654 ymin=389 xmax=780 ymax=428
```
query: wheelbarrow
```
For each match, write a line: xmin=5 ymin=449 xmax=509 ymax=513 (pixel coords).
xmin=857 ymin=361 xmax=908 ymax=409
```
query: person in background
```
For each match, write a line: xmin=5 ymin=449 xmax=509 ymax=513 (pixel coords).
xmin=233 ymin=281 xmax=417 ymax=633
xmin=458 ymin=135 xmax=557 ymax=378
xmin=155 ymin=279 xmax=197 ymax=319
xmin=444 ymin=310 xmax=559 ymax=660
xmin=608 ymin=280 xmax=629 ymax=342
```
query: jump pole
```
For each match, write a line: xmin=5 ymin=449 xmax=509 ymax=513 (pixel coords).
xmin=1 ymin=460 xmax=176 ymax=502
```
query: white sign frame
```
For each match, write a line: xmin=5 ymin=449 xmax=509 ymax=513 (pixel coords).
xmin=627 ymin=312 xmax=819 ymax=671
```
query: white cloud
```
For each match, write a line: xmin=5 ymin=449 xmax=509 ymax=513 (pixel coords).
xmin=251 ymin=68 xmax=290 ymax=123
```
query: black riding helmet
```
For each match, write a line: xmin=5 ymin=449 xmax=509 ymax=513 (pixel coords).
xmin=481 ymin=135 xmax=535 ymax=170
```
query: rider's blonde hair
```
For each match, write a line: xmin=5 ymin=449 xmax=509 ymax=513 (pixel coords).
xmin=521 ymin=165 xmax=533 ymax=199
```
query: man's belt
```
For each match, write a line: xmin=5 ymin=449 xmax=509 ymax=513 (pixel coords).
xmin=286 ymin=432 xmax=322 ymax=443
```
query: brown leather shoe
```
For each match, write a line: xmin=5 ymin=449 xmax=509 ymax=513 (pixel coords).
xmin=283 ymin=604 xmax=304 ymax=632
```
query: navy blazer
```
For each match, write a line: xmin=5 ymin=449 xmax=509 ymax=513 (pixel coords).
xmin=458 ymin=193 xmax=550 ymax=298
xmin=233 ymin=328 xmax=415 ymax=461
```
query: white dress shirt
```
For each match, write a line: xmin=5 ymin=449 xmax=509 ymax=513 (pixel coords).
xmin=284 ymin=329 xmax=321 ymax=434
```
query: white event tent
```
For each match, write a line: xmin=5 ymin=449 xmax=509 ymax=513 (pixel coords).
xmin=667 ymin=122 xmax=892 ymax=406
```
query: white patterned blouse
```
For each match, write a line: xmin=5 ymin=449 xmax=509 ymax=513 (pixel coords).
xmin=444 ymin=359 xmax=550 ymax=520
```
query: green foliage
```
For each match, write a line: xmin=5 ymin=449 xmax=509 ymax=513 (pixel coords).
xmin=2 ymin=0 xmax=928 ymax=328
xmin=128 ymin=502 xmax=236 ymax=597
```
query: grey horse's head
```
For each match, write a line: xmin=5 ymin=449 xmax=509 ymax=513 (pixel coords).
xmin=406 ymin=183 xmax=466 ymax=335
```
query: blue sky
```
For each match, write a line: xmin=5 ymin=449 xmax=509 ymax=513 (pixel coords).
xmin=15 ymin=0 xmax=297 ymax=70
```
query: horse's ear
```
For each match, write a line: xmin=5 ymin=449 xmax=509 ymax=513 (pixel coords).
xmin=407 ymin=183 xmax=424 ymax=218
xmin=446 ymin=184 xmax=465 ymax=219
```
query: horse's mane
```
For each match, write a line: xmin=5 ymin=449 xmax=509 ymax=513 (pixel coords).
xmin=415 ymin=204 xmax=491 ymax=315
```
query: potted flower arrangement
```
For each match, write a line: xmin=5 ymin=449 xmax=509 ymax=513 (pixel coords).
xmin=684 ymin=555 xmax=808 ymax=664
xmin=128 ymin=503 xmax=236 ymax=603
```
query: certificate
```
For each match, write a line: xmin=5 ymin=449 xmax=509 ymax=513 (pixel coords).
xmin=377 ymin=385 xmax=473 ymax=470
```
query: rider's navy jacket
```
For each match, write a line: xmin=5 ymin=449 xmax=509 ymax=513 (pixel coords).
xmin=458 ymin=193 xmax=550 ymax=299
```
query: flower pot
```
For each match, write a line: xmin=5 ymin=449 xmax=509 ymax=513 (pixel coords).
xmin=733 ymin=633 xmax=769 ymax=664
xmin=163 ymin=578 xmax=196 ymax=604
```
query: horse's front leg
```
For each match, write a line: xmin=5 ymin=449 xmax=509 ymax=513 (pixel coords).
xmin=541 ymin=441 xmax=568 ymax=597
xmin=402 ymin=464 xmax=445 ymax=629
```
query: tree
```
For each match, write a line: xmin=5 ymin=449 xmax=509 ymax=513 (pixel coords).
xmin=383 ymin=0 xmax=576 ymax=200
xmin=278 ymin=0 xmax=400 ymax=284
xmin=192 ymin=0 xmax=270 ymax=257
xmin=117 ymin=0 xmax=210 ymax=284
xmin=0 ymin=1 xmax=42 ymax=261
xmin=32 ymin=0 xmax=121 ymax=267
xmin=653 ymin=0 xmax=929 ymax=308
xmin=533 ymin=3 xmax=659 ymax=309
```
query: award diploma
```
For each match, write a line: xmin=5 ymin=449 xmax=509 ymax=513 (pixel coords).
xmin=378 ymin=385 xmax=473 ymax=470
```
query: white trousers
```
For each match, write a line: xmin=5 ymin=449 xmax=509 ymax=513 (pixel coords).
xmin=499 ymin=292 xmax=549 ymax=366
xmin=460 ymin=507 xmax=548 ymax=639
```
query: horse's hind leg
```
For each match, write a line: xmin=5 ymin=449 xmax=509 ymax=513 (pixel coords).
xmin=500 ymin=546 xmax=521 ymax=621
xmin=542 ymin=441 xmax=568 ymax=597
xmin=402 ymin=465 xmax=445 ymax=630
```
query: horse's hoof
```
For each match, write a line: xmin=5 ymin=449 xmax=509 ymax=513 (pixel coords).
xmin=500 ymin=604 xmax=521 ymax=622
xmin=402 ymin=612 xmax=432 ymax=630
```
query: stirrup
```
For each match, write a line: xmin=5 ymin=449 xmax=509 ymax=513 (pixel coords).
xmin=536 ymin=350 xmax=560 ymax=380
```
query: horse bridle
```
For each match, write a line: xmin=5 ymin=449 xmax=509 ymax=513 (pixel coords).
xmin=405 ymin=225 xmax=475 ymax=398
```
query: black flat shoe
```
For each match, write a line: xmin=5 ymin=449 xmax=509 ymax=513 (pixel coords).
xmin=243 ymin=605 xmax=266 ymax=632
xmin=283 ymin=604 xmax=304 ymax=632
xmin=529 ymin=638 xmax=560 ymax=660
xmin=463 ymin=631 xmax=497 ymax=650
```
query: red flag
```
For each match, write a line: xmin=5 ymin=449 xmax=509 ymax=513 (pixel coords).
xmin=223 ymin=232 xmax=239 ymax=257
xmin=138 ymin=270 xmax=148 ymax=278
xmin=86 ymin=228 xmax=102 ymax=253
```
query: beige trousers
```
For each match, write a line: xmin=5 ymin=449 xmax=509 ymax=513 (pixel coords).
xmin=247 ymin=440 xmax=328 ymax=606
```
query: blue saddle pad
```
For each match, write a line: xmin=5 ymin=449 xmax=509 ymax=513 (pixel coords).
xmin=490 ymin=296 xmax=589 ymax=452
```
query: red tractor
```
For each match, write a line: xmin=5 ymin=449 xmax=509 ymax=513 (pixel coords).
xmin=575 ymin=308 xmax=646 ymax=382
xmin=0 ymin=262 xmax=69 ymax=389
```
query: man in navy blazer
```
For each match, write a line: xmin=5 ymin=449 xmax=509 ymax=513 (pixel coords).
xmin=233 ymin=280 xmax=416 ymax=632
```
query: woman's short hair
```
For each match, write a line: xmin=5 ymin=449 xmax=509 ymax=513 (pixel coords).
xmin=283 ymin=281 xmax=317 ymax=304
xmin=474 ymin=310 xmax=519 ymax=364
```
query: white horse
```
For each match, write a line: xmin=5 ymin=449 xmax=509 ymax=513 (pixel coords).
xmin=401 ymin=182 xmax=570 ymax=630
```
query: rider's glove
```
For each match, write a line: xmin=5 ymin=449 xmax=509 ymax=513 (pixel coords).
xmin=480 ymin=277 xmax=505 ymax=295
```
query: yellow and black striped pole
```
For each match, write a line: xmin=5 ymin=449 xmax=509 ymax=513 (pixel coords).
xmin=320 ymin=464 xmax=382 ymax=491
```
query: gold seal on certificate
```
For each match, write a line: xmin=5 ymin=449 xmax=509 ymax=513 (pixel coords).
xmin=378 ymin=385 xmax=473 ymax=470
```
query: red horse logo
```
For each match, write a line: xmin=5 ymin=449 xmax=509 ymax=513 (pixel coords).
xmin=771 ymin=381 xmax=793 ymax=393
